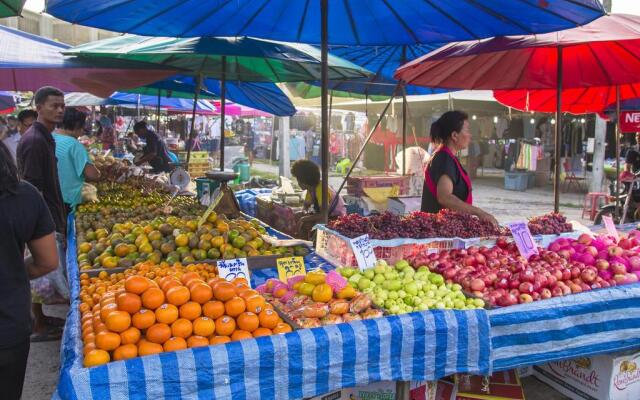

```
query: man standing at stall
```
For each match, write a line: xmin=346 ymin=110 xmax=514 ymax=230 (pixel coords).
xmin=133 ymin=121 xmax=173 ymax=174
xmin=17 ymin=86 xmax=69 ymax=341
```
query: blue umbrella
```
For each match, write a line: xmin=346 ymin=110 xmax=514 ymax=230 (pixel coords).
xmin=46 ymin=0 xmax=604 ymax=45
xmin=64 ymin=91 xmax=216 ymax=112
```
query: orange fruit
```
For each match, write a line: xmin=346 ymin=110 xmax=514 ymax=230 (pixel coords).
xmin=202 ymin=301 xmax=225 ymax=320
xmin=100 ymin=303 xmax=119 ymax=322
xmin=238 ymin=289 xmax=259 ymax=301
xmin=273 ymin=323 xmax=292 ymax=334
xmin=160 ymin=278 xmax=181 ymax=292
xmin=83 ymin=342 xmax=97 ymax=356
xmin=214 ymin=316 xmax=236 ymax=336
xmin=181 ymin=272 xmax=201 ymax=286
xmin=166 ymin=286 xmax=190 ymax=306
xmin=155 ymin=303 xmax=179 ymax=324
xmin=116 ymin=293 xmax=142 ymax=314
xmin=141 ymin=287 xmax=165 ymax=310
xmin=224 ymin=297 xmax=246 ymax=317
xmin=120 ymin=327 xmax=141 ymax=345
xmin=146 ymin=323 xmax=172 ymax=344
xmin=244 ymin=295 xmax=266 ymax=314
xmin=179 ymin=301 xmax=202 ymax=321
xmin=138 ymin=340 xmax=163 ymax=356
xmin=105 ymin=311 xmax=131 ymax=333
xmin=192 ymin=317 xmax=215 ymax=337
xmin=170 ymin=319 xmax=193 ymax=338
xmin=132 ymin=309 xmax=156 ymax=330
xmin=252 ymin=327 xmax=273 ymax=337
xmin=209 ymin=336 xmax=231 ymax=345
xmin=186 ymin=335 xmax=209 ymax=348
xmin=213 ymin=282 xmax=236 ymax=302
xmin=113 ymin=344 xmax=138 ymax=361
xmin=237 ymin=312 xmax=259 ymax=333
xmin=84 ymin=349 xmax=110 ymax=367
xmin=190 ymin=283 xmax=213 ymax=304
xmin=95 ymin=331 xmax=121 ymax=351
xmin=232 ymin=277 xmax=249 ymax=287
xmin=231 ymin=330 xmax=253 ymax=341
xmin=258 ymin=309 xmax=279 ymax=329
xmin=163 ymin=336 xmax=188 ymax=352
xmin=125 ymin=276 xmax=149 ymax=294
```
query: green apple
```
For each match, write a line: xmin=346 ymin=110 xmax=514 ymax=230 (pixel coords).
xmin=388 ymin=291 xmax=399 ymax=300
xmin=405 ymin=282 xmax=418 ymax=296
xmin=429 ymin=274 xmax=444 ymax=285
xmin=474 ymin=298 xmax=485 ymax=308
xmin=395 ymin=260 xmax=410 ymax=270
xmin=363 ymin=269 xmax=375 ymax=279
xmin=373 ymin=274 xmax=386 ymax=285
xmin=358 ymin=277 xmax=371 ymax=290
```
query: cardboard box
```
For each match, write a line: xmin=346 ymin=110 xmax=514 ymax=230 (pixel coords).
xmin=425 ymin=371 xmax=525 ymax=400
xmin=533 ymin=349 xmax=640 ymax=400
xmin=309 ymin=381 xmax=429 ymax=400
xmin=387 ymin=196 xmax=422 ymax=215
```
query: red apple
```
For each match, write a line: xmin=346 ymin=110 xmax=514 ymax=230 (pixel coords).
xmin=580 ymin=269 xmax=597 ymax=283
xmin=540 ymin=288 xmax=552 ymax=299
xmin=519 ymin=293 xmax=534 ymax=303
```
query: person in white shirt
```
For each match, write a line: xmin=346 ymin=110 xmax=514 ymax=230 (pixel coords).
xmin=2 ymin=110 xmax=37 ymax=162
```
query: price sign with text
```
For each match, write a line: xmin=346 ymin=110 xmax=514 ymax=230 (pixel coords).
xmin=507 ymin=222 xmax=538 ymax=259
xmin=217 ymin=258 xmax=251 ymax=287
xmin=277 ymin=257 xmax=306 ymax=282
xmin=349 ymin=234 xmax=377 ymax=271
xmin=602 ymin=215 xmax=620 ymax=241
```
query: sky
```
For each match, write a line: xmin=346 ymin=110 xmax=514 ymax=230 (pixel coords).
xmin=22 ymin=0 xmax=640 ymax=15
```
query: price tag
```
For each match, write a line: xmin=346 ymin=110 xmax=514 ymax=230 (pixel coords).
xmin=507 ymin=222 xmax=538 ymax=259
xmin=277 ymin=256 xmax=306 ymax=282
xmin=349 ymin=234 xmax=377 ymax=271
xmin=216 ymin=258 xmax=251 ymax=286
xmin=602 ymin=215 xmax=620 ymax=241
xmin=198 ymin=190 xmax=223 ymax=227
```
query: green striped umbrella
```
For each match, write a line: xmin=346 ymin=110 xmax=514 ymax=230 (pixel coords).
xmin=0 ymin=0 xmax=24 ymax=18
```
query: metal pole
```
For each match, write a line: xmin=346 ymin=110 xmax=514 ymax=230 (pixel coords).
xmin=553 ymin=46 xmax=563 ymax=212
xmin=320 ymin=0 xmax=329 ymax=222
xmin=185 ymin=74 xmax=203 ymax=171
xmin=616 ymin=85 xmax=621 ymax=219
xmin=220 ymin=56 xmax=227 ymax=171
xmin=329 ymin=83 xmax=401 ymax=212
xmin=156 ymin=88 xmax=161 ymax=134
xmin=401 ymin=45 xmax=407 ymax=176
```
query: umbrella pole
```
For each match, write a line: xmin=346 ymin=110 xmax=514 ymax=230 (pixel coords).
xmin=185 ymin=74 xmax=203 ymax=172
xmin=320 ymin=0 xmax=329 ymax=222
xmin=616 ymin=85 xmax=621 ymax=220
xmin=402 ymin=84 xmax=407 ymax=176
xmin=220 ymin=56 xmax=226 ymax=171
xmin=553 ymin=47 xmax=563 ymax=213
xmin=156 ymin=88 xmax=161 ymax=134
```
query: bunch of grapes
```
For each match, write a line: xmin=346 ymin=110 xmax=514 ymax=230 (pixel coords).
xmin=527 ymin=213 xmax=572 ymax=235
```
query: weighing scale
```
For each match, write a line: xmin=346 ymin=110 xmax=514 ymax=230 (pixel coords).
xmin=205 ymin=170 xmax=241 ymax=218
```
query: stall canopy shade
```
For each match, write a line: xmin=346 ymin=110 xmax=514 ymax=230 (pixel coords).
xmin=0 ymin=91 xmax=16 ymax=113
xmin=63 ymin=35 xmax=371 ymax=82
xmin=285 ymin=82 xmax=388 ymax=101
xmin=0 ymin=25 xmax=176 ymax=97
xmin=0 ymin=0 xmax=24 ymax=17
xmin=46 ymin=0 xmax=605 ymax=45
xmin=64 ymin=91 xmax=216 ymax=113
xmin=494 ymin=85 xmax=640 ymax=115
xmin=395 ymin=14 xmax=640 ymax=90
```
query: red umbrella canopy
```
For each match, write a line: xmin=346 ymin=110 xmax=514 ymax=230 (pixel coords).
xmin=493 ymin=84 xmax=640 ymax=115
xmin=395 ymin=14 xmax=640 ymax=90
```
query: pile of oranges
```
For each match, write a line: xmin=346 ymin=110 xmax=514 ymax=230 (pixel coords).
xmin=80 ymin=262 xmax=292 ymax=367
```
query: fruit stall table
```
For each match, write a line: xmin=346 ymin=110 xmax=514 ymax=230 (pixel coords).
xmin=54 ymin=215 xmax=640 ymax=400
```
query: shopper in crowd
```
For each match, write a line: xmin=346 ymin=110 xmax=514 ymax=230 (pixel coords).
xmin=6 ymin=115 xmax=18 ymax=136
xmin=291 ymin=159 xmax=346 ymax=218
xmin=0 ymin=141 xmax=59 ymax=399
xmin=133 ymin=121 xmax=172 ymax=173
xmin=17 ymin=86 xmax=70 ymax=341
xmin=421 ymin=110 xmax=498 ymax=225
xmin=244 ymin=120 xmax=255 ymax=166
xmin=304 ymin=128 xmax=315 ymax=159
xmin=54 ymin=108 xmax=101 ymax=211
xmin=2 ymin=110 xmax=37 ymax=163
xmin=98 ymin=114 xmax=116 ymax=150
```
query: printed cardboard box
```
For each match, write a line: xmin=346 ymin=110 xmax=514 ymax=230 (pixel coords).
xmin=309 ymin=381 xmax=429 ymax=400
xmin=533 ymin=349 xmax=640 ymax=400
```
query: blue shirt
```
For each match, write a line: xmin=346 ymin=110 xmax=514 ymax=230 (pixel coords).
xmin=53 ymin=132 xmax=92 ymax=208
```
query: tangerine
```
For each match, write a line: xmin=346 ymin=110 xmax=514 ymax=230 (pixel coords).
xmin=186 ymin=335 xmax=209 ymax=348
xmin=105 ymin=311 xmax=131 ymax=333
xmin=100 ymin=303 xmax=119 ymax=322
xmin=132 ymin=309 xmax=156 ymax=330
xmin=155 ymin=303 xmax=179 ymax=324
xmin=215 ymin=316 xmax=236 ymax=336
xmin=231 ymin=330 xmax=253 ymax=341
xmin=209 ymin=336 xmax=231 ymax=345
xmin=163 ymin=337 xmax=187 ymax=352
xmin=181 ymin=271 xmax=200 ymax=285
xmin=258 ymin=309 xmax=279 ymax=329
xmin=120 ymin=326 xmax=141 ymax=345
xmin=166 ymin=286 xmax=190 ymax=306
xmin=178 ymin=301 xmax=202 ymax=321
xmin=84 ymin=349 xmax=110 ymax=367
xmin=113 ymin=344 xmax=138 ymax=361
xmin=138 ymin=340 xmax=163 ymax=356
xmin=237 ymin=312 xmax=259 ymax=333
xmin=192 ymin=317 xmax=215 ymax=337
xmin=125 ymin=275 xmax=149 ymax=294
xmin=244 ymin=295 xmax=266 ymax=314
xmin=213 ymin=282 xmax=236 ymax=301
xmin=252 ymin=327 xmax=273 ymax=337
xmin=273 ymin=323 xmax=293 ymax=334
xmin=141 ymin=287 xmax=165 ymax=310
xmin=161 ymin=278 xmax=181 ymax=292
xmin=146 ymin=323 xmax=171 ymax=344
xmin=202 ymin=301 xmax=225 ymax=320
xmin=83 ymin=342 xmax=97 ymax=356
xmin=224 ymin=297 xmax=246 ymax=317
xmin=170 ymin=319 xmax=193 ymax=338
xmin=190 ymin=283 xmax=213 ymax=304
xmin=95 ymin=331 xmax=121 ymax=351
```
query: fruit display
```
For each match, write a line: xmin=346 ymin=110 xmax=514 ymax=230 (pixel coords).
xmin=337 ymin=261 xmax=484 ymax=314
xmin=257 ymin=270 xmax=384 ymax=327
xmin=327 ymin=210 xmax=505 ymax=240
xmin=409 ymin=232 xmax=640 ymax=307
xmin=526 ymin=212 xmax=573 ymax=235
xmin=80 ymin=262 xmax=292 ymax=367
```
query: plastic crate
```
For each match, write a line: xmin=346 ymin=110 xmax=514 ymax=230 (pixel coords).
xmin=256 ymin=196 xmax=274 ymax=226
xmin=346 ymin=175 xmax=411 ymax=196
xmin=504 ymin=172 xmax=528 ymax=191
xmin=178 ymin=151 xmax=209 ymax=163
xmin=315 ymin=225 xmax=473 ymax=268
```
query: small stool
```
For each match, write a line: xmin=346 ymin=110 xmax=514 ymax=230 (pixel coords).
xmin=582 ymin=192 xmax=609 ymax=220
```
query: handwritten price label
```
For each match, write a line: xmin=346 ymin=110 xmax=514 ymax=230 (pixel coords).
xmin=277 ymin=257 xmax=306 ymax=282
xmin=216 ymin=258 xmax=251 ymax=287
xmin=349 ymin=234 xmax=377 ymax=271
xmin=602 ymin=215 xmax=620 ymax=241
xmin=507 ymin=222 xmax=538 ymax=259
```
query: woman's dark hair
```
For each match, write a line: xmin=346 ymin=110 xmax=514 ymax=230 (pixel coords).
xmin=18 ymin=109 xmax=38 ymax=123
xmin=0 ymin=141 xmax=19 ymax=198
xmin=61 ymin=107 xmax=87 ymax=131
xmin=291 ymin=159 xmax=320 ymax=187
xmin=430 ymin=111 xmax=468 ymax=144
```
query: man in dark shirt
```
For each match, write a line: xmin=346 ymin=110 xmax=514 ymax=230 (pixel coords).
xmin=16 ymin=86 xmax=69 ymax=340
xmin=133 ymin=121 xmax=172 ymax=173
